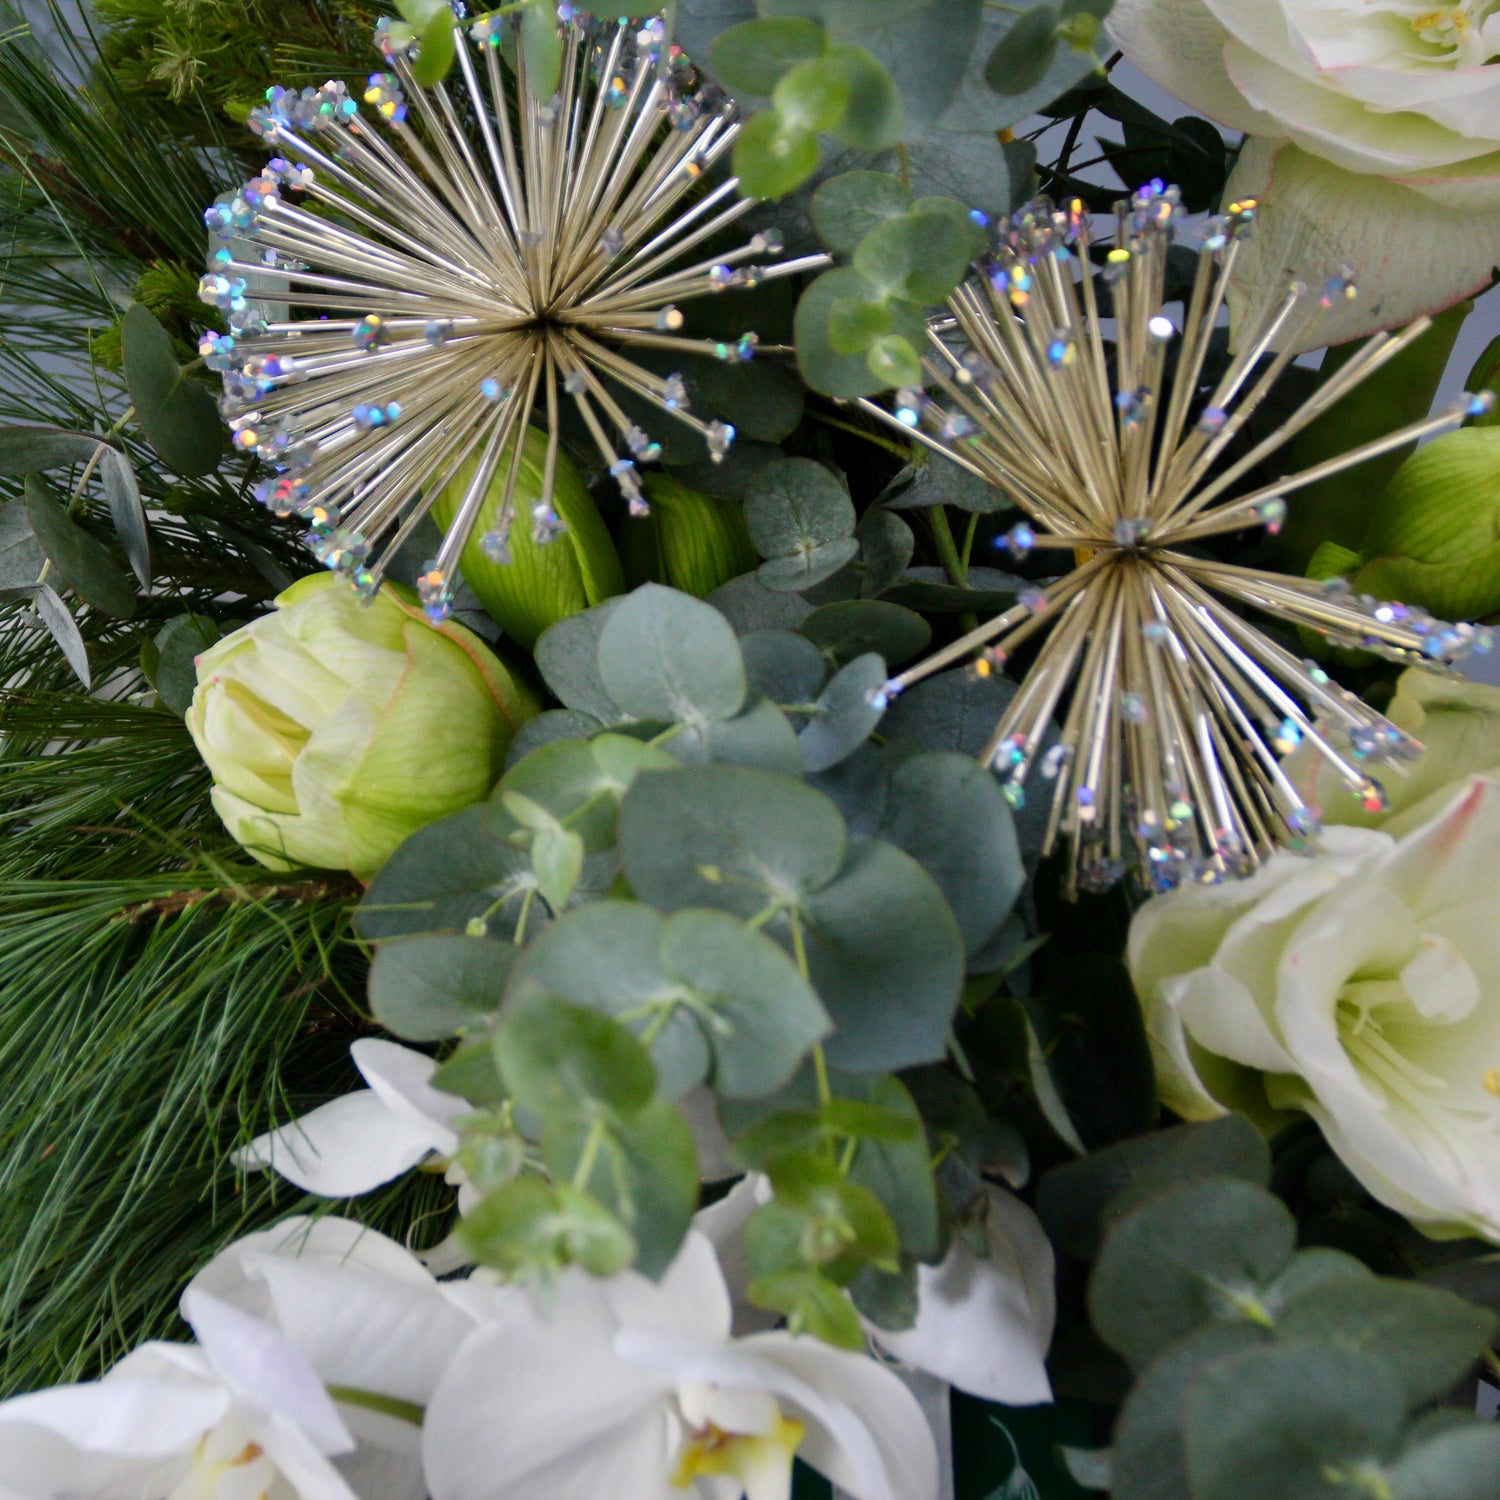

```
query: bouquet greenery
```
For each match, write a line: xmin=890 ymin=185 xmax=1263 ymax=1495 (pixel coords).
xmin=3 ymin=3 xmax=1500 ymax=1498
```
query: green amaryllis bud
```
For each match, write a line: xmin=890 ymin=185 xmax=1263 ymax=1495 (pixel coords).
xmin=429 ymin=426 xmax=625 ymax=651
xmin=1354 ymin=427 xmax=1500 ymax=621
xmin=186 ymin=573 xmax=538 ymax=879
xmin=620 ymin=473 xmax=759 ymax=598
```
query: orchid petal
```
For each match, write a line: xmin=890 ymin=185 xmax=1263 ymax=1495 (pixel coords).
xmin=869 ymin=1187 xmax=1055 ymax=1406
xmin=181 ymin=1289 xmax=354 ymax=1455
xmin=235 ymin=1090 xmax=443 ymax=1197
xmin=350 ymin=1039 xmax=466 ymax=1145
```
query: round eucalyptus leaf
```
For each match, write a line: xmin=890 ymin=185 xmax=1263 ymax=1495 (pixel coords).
xmin=660 ymin=908 xmax=832 ymax=1098
xmin=733 ymin=111 xmax=819 ymax=199
xmin=497 ymin=995 xmax=657 ymax=1117
xmin=1090 ymin=1178 xmax=1298 ymax=1370
xmin=801 ymin=598 xmax=930 ymax=665
xmin=799 ymin=651 xmax=888 ymax=773
xmin=853 ymin=209 xmax=976 ymax=304
xmin=811 ymin=170 xmax=913 ymax=257
xmin=805 ymin=837 xmax=965 ymax=1072
xmin=369 ymin=933 xmax=514 ymax=1040
xmin=1184 ymin=1345 xmax=1403 ymax=1500
xmin=534 ymin=597 xmax=626 ymax=721
xmin=824 ymin=43 xmax=902 ymax=151
xmin=773 ymin=55 xmax=851 ymax=133
xmin=0 ymin=425 xmax=98 ymax=475
xmin=541 ymin=1096 xmax=699 ymax=1278
xmin=741 ymin=629 xmax=829 ymax=707
xmin=620 ymin=764 xmax=847 ymax=920
xmin=984 ymin=3 xmax=1062 ymax=95
xmin=702 ymin=695 xmax=805 ymax=774
xmin=357 ymin=805 xmax=542 ymax=941
xmin=1275 ymin=1279 xmax=1497 ymax=1411
xmin=503 ymin=709 xmax=603 ymax=770
xmin=507 ymin=902 xmax=711 ymax=1100
xmin=867 ymin=334 xmax=923 ymax=388
xmin=746 ymin=458 xmax=856 ymax=564
xmin=759 ymin=538 xmax=861 ymax=592
xmin=598 ymin=583 xmax=747 ymax=726
xmin=495 ymin=733 xmax=677 ymax=853
xmin=709 ymin=572 xmax=815 ymax=634
xmin=795 ymin=267 xmax=929 ymax=398
xmin=711 ymin=16 xmax=825 ymax=95
xmin=878 ymin=751 xmax=1022 ymax=952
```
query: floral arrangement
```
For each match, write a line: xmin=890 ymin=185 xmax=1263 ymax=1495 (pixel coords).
xmin=3 ymin=3 xmax=1500 ymax=1499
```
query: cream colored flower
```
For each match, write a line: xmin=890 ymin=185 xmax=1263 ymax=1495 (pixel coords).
xmin=186 ymin=573 xmax=536 ymax=878
xmin=1130 ymin=776 xmax=1500 ymax=1240
xmin=1108 ymin=0 xmax=1500 ymax=344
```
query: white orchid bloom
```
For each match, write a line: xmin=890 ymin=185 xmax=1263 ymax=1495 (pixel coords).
xmin=237 ymin=1039 xmax=467 ymax=1198
xmin=188 ymin=1216 xmax=482 ymax=1499
xmin=422 ymin=1231 xmax=938 ymax=1500
xmin=866 ymin=1186 xmax=1055 ymax=1407
xmin=696 ymin=1176 xmax=1055 ymax=1405
xmin=0 ymin=1288 xmax=359 ymax=1500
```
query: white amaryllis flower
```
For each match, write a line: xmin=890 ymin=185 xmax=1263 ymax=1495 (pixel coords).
xmin=422 ymin=1231 xmax=938 ymax=1500
xmin=237 ymin=1039 xmax=467 ymax=1198
xmin=697 ymin=1177 xmax=1055 ymax=1405
xmin=1130 ymin=776 xmax=1500 ymax=1240
xmin=0 ymin=1288 xmax=361 ymax=1500
xmin=1108 ymin=0 xmax=1500 ymax=345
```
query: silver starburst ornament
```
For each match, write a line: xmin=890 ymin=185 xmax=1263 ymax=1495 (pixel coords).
xmin=198 ymin=8 xmax=823 ymax=621
xmin=866 ymin=183 xmax=1495 ymax=896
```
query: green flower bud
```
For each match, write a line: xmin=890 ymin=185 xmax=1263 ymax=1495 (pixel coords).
xmin=620 ymin=473 xmax=759 ymax=598
xmin=186 ymin=572 xmax=538 ymax=878
xmin=1353 ymin=427 xmax=1500 ymax=620
xmin=429 ymin=427 xmax=625 ymax=651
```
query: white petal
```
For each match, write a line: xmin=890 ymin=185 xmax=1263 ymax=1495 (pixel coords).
xmin=1224 ymin=40 xmax=1495 ymax=174
xmin=692 ymin=1176 xmax=778 ymax=1336
xmin=0 ymin=1377 xmax=225 ymax=1495
xmin=423 ymin=1312 xmax=672 ymax=1500
xmin=246 ymin=1251 xmax=477 ymax=1406
xmin=181 ymin=1290 xmax=354 ymax=1455
xmin=617 ymin=1330 xmax=939 ymax=1500
xmin=257 ymin=1412 xmax=365 ymax=1500
xmin=1166 ymin=967 xmax=1298 ymax=1074
xmin=870 ymin=1187 xmax=1054 ymax=1406
xmin=1105 ymin=0 xmax=1280 ymax=135
xmin=351 ymin=1039 xmax=465 ymax=1145
xmin=192 ymin=1217 xmax=440 ymax=1322
xmin=235 ymin=1091 xmax=442 ymax=1197
xmin=1225 ymin=141 xmax=1500 ymax=351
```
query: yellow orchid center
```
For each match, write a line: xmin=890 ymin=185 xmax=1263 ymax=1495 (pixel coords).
xmin=167 ymin=1426 xmax=274 ymax=1500
xmin=671 ymin=1409 xmax=807 ymax=1500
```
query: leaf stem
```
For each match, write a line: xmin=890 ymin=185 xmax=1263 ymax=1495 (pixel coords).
xmin=572 ymin=1114 xmax=608 ymax=1192
xmin=327 ymin=1385 xmax=425 ymax=1426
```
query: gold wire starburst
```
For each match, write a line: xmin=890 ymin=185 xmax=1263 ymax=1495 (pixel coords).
xmin=198 ymin=8 xmax=825 ymax=622
xmin=863 ymin=183 xmax=1495 ymax=895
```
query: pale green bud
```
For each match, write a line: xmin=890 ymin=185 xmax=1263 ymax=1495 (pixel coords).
xmin=186 ymin=572 xmax=538 ymax=878
xmin=430 ymin=427 xmax=625 ymax=651
xmin=1354 ymin=427 xmax=1500 ymax=620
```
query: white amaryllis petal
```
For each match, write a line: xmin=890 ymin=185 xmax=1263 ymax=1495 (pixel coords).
xmin=1224 ymin=141 xmax=1500 ymax=352
xmin=867 ymin=1187 xmax=1055 ymax=1407
xmin=236 ymin=1040 xmax=463 ymax=1197
xmin=1131 ymin=776 xmax=1500 ymax=1242
xmin=1105 ymin=0 xmax=1280 ymax=136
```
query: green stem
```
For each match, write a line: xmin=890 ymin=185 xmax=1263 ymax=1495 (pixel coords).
xmin=572 ymin=1114 xmax=608 ymax=1192
xmin=960 ymin=511 xmax=979 ymax=576
xmin=805 ymin=408 xmax=914 ymax=460
xmin=327 ymin=1385 xmax=425 ymax=1426
xmin=928 ymin=506 xmax=968 ymax=589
